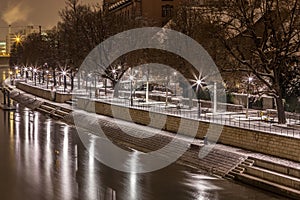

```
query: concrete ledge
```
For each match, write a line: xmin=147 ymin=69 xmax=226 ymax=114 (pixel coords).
xmin=250 ymin=157 xmax=300 ymax=179
xmin=245 ymin=166 xmax=300 ymax=190
xmin=16 ymin=82 xmax=72 ymax=103
xmin=236 ymin=173 xmax=300 ymax=200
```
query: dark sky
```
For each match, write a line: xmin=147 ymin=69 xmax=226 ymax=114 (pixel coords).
xmin=0 ymin=0 xmax=101 ymax=40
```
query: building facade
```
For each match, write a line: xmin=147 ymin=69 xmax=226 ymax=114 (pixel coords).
xmin=103 ymin=0 xmax=222 ymax=26
xmin=103 ymin=0 xmax=180 ymax=26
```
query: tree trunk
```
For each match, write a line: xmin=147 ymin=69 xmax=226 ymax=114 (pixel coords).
xmin=53 ymin=70 xmax=56 ymax=86
xmin=113 ymin=80 xmax=119 ymax=98
xmin=275 ymin=95 xmax=286 ymax=124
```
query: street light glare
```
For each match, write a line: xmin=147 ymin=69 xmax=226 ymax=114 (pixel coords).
xmin=248 ymin=77 xmax=253 ymax=82
xmin=196 ymin=79 xmax=202 ymax=85
xmin=15 ymin=36 xmax=21 ymax=43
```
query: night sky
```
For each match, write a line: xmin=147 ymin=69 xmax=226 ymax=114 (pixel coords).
xmin=0 ymin=0 xmax=101 ymax=40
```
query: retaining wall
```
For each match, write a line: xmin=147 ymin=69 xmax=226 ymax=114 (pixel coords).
xmin=77 ymin=97 xmax=300 ymax=163
xmin=16 ymin=82 xmax=72 ymax=103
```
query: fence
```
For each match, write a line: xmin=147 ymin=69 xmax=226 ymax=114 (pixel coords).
xmin=95 ymin=97 xmax=300 ymax=138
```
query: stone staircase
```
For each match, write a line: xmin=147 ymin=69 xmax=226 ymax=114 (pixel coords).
xmin=36 ymin=102 xmax=72 ymax=120
xmin=227 ymin=157 xmax=300 ymax=199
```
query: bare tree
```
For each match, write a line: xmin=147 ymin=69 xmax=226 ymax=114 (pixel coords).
xmin=210 ymin=0 xmax=300 ymax=124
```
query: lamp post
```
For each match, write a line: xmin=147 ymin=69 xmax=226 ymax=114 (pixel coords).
xmin=246 ymin=77 xmax=253 ymax=118
xmin=46 ymin=70 xmax=49 ymax=89
xmin=88 ymin=73 xmax=92 ymax=98
xmin=196 ymin=80 xmax=203 ymax=118
xmin=29 ymin=67 xmax=33 ymax=80
xmin=130 ymin=74 xmax=134 ymax=106
xmin=24 ymin=67 xmax=28 ymax=82
xmin=33 ymin=68 xmax=37 ymax=86
xmin=173 ymin=72 xmax=177 ymax=96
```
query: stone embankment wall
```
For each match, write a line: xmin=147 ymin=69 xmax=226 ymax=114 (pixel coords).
xmin=16 ymin=82 xmax=72 ymax=103
xmin=77 ymin=98 xmax=300 ymax=163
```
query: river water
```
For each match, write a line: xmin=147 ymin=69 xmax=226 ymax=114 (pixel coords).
xmin=0 ymin=67 xmax=288 ymax=200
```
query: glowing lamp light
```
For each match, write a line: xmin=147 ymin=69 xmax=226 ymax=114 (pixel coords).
xmin=196 ymin=79 xmax=202 ymax=85
xmin=15 ymin=36 xmax=21 ymax=43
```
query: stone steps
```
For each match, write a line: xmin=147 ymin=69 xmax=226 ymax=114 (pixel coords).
xmin=227 ymin=157 xmax=300 ymax=199
xmin=36 ymin=102 xmax=71 ymax=120
xmin=245 ymin=165 xmax=300 ymax=190
xmin=236 ymin=173 xmax=300 ymax=199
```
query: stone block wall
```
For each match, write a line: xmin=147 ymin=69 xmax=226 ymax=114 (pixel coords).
xmin=76 ymin=98 xmax=300 ymax=162
xmin=17 ymin=82 xmax=51 ymax=100
xmin=16 ymin=83 xmax=72 ymax=103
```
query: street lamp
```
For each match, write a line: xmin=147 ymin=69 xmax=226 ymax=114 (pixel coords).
xmin=33 ymin=68 xmax=37 ymax=86
xmin=192 ymin=74 xmax=206 ymax=119
xmin=196 ymin=79 xmax=203 ymax=118
xmin=46 ymin=70 xmax=49 ymax=89
xmin=29 ymin=67 xmax=33 ymax=80
xmin=129 ymin=74 xmax=134 ymax=106
xmin=24 ymin=67 xmax=28 ymax=81
xmin=88 ymin=73 xmax=92 ymax=98
xmin=173 ymin=72 xmax=177 ymax=96
xmin=246 ymin=76 xmax=253 ymax=118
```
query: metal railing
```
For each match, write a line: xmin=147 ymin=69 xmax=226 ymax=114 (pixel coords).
xmin=95 ymin=97 xmax=300 ymax=138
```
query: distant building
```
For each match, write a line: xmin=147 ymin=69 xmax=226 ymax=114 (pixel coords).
xmin=6 ymin=25 xmax=41 ymax=55
xmin=0 ymin=41 xmax=6 ymax=56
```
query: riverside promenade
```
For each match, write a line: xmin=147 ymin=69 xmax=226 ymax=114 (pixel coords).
xmin=3 ymin=80 xmax=300 ymax=199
